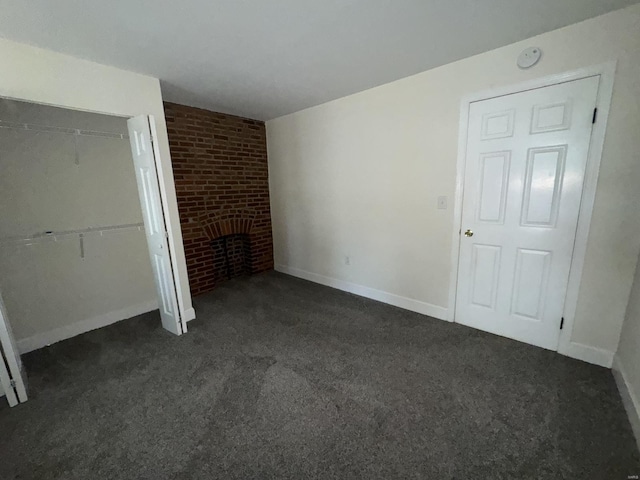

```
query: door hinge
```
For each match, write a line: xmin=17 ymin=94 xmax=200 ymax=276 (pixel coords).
xmin=560 ymin=317 xmax=565 ymax=330
xmin=592 ymin=108 xmax=598 ymax=124
xmin=9 ymin=379 xmax=16 ymax=389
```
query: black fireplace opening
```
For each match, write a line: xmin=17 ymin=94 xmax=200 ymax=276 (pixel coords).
xmin=211 ymin=233 xmax=252 ymax=284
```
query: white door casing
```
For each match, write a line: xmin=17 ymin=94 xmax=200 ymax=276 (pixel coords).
xmin=455 ymin=76 xmax=599 ymax=350
xmin=127 ymin=115 xmax=185 ymax=336
xmin=0 ymin=290 xmax=27 ymax=406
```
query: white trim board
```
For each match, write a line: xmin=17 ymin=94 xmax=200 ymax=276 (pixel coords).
xmin=275 ymin=264 xmax=449 ymax=321
xmin=613 ymin=355 xmax=640 ymax=452
xmin=447 ymin=62 xmax=616 ymax=366
xmin=562 ymin=342 xmax=614 ymax=368
xmin=148 ymin=116 xmax=190 ymax=331
xmin=274 ymin=265 xmax=618 ymax=367
xmin=184 ymin=307 xmax=196 ymax=322
xmin=17 ymin=299 xmax=159 ymax=354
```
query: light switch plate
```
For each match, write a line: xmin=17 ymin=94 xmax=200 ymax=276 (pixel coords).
xmin=437 ymin=196 xmax=448 ymax=210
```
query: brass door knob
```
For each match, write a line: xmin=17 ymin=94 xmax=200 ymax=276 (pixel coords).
xmin=464 ymin=229 xmax=474 ymax=237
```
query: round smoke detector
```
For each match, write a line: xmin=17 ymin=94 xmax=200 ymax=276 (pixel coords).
xmin=517 ymin=47 xmax=542 ymax=69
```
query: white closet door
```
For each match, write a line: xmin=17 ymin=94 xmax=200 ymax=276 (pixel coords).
xmin=0 ymin=347 xmax=19 ymax=407
xmin=127 ymin=115 xmax=184 ymax=336
xmin=0 ymin=291 xmax=27 ymax=406
xmin=455 ymin=76 xmax=599 ymax=350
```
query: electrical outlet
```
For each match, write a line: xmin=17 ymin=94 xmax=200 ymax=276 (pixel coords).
xmin=437 ymin=196 xmax=448 ymax=210
xmin=344 ymin=255 xmax=351 ymax=266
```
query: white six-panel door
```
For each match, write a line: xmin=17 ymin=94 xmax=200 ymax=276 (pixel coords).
xmin=455 ymin=76 xmax=599 ymax=350
xmin=127 ymin=116 xmax=184 ymax=336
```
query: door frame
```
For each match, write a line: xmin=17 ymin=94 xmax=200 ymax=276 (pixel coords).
xmin=447 ymin=62 xmax=616 ymax=358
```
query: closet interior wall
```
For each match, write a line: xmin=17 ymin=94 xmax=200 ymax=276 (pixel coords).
xmin=0 ymin=99 xmax=157 ymax=351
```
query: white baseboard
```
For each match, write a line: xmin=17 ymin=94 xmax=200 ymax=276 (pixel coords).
xmin=613 ymin=355 xmax=640 ymax=452
xmin=275 ymin=265 xmax=618 ymax=369
xmin=184 ymin=307 xmax=196 ymax=322
xmin=17 ymin=299 xmax=159 ymax=354
xmin=559 ymin=341 xmax=615 ymax=368
xmin=275 ymin=264 xmax=449 ymax=321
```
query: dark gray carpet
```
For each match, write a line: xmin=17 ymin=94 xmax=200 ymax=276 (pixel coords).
xmin=0 ymin=271 xmax=638 ymax=479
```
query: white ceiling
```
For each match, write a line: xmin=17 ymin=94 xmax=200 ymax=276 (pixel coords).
xmin=0 ymin=1 xmax=637 ymax=120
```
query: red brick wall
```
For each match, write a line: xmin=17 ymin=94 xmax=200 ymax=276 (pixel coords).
xmin=164 ymin=102 xmax=273 ymax=296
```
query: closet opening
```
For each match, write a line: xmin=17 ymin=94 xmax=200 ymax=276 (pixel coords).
xmin=0 ymin=98 xmax=182 ymax=406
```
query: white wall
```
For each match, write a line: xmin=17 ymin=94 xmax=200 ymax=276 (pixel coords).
xmin=266 ymin=4 xmax=640 ymax=365
xmin=614 ymin=256 xmax=640 ymax=448
xmin=0 ymin=37 xmax=195 ymax=330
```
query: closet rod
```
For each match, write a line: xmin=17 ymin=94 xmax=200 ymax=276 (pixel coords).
xmin=0 ymin=222 xmax=145 ymax=246
xmin=0 ymin=120 xmax=129 ymax=139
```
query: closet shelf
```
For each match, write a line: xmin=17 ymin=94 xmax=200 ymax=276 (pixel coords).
xmin=0 ymin=223 xmax=145 ymax=247
xmin=0 ymin=120 xmax=129 ymax=139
